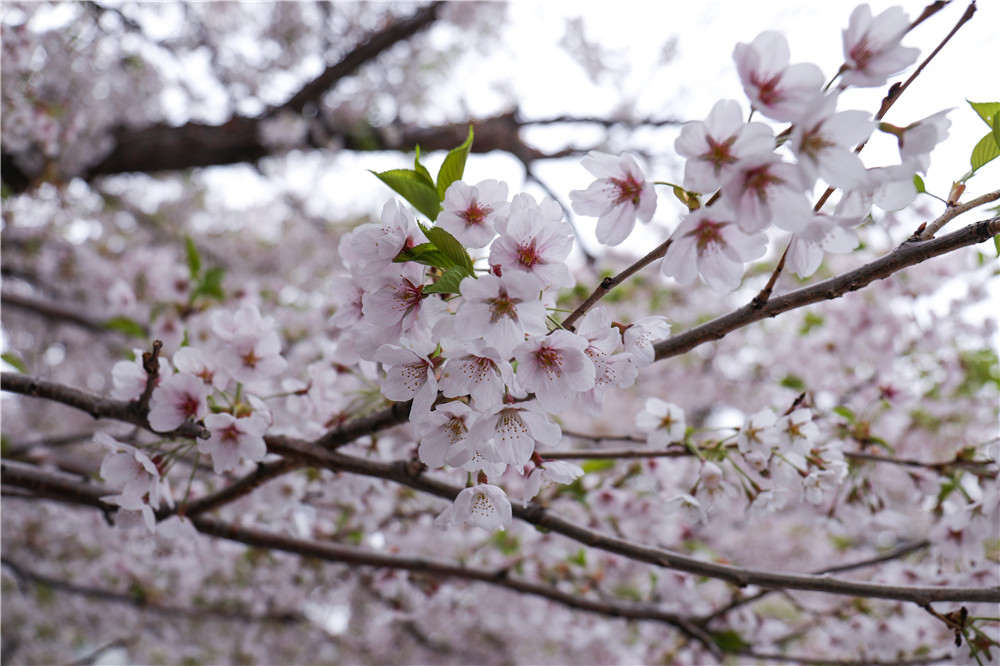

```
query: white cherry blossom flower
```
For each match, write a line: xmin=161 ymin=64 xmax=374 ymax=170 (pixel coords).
xmin=343 ymin=199 xmax=428 ymax=277
xmin=147 ymin=371 xmax=211 ymax=432
xmin=896 ymin=109 xmax=952 ymax=173
xmin=636 ymin=398 xmax=686 ymax=449
xmin=110 ymin=352 xmax=169 ymax=401
xmin=787 ymin=214 xmax=860 ymax=278
xmin=490 ymin=193 xmax=575 ymax=290
xmin=199 ymin=407 xmax=270 ymax=474
xmin=721 ymin=155 xmax=812 ymax=233
xmin=216 ymin=330 xmax=288 ymax=384
xmin=438 ymin=339 xmax=514 ymax=410
xmin=469 ymin=400 xmax=561 ymax=468
xmin=523 ymin=460 xmax=584 ymax=505
xmin=514 ymin=329 xmax=595 ymax=414
xmin=454 ymin=271 xmax=548 ymax=359
xmin=375 ymin=343 xmax=439 ymax=423
xmin=415 ymin=401 xmax=477 ymax=468
xmin=737 ymin=408 xmax=780 ymax=455
xmin=660 ymin=206 xmax=767 ymax=293
xmin=776 ymin=408 xmax=819 ymax=454
xmin=435 ymin=484 xmax=512 ymax=530
xmin=667 ymin=493 xmax=708 ymax=524
xmin=841 ymin=4 xmax=919 ymax=88
xmin=790 ymin=93 xmax=874 ymax=190
xmin=675 ymin=100 xmax=774 ymax=193
xmin=622 ymin=316 xmax=671 ymax=369
xmin=733 ymin=30 xmax=824 ymax=122
xmin=569 ymin=151 xmax=657 ymax=246
xmin=97 ymin=432 xmax=169 ymax=533
xmin=436 ymin=179 xmax=509 ymax=248
xmin=173 ymin=346 xmax=226 ymax=390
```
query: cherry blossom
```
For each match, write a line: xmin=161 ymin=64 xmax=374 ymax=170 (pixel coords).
xmin=787 ymin=214 xmax=860 ymax=278
xmin=733 ymin=30 xmax=824 ymax=122
xmin=468 ymin=400 xmax=562 ymax=468
xmin=414 ymin=401 xmax=477 ymax=468
xmin=513 ymin=329 xmax=596 ymax=414
xmin=199 ymin=408 xmax=270 ymax=474
xmin=435 ymin=484 xmax=513 ymax=530
xmin=343 ymin=200 xmax=428 ymax=276
xmin=622 ymin=316 xmax=671 ymax=369
xmin=569 ymin=151 xmax=657 ymax=246
xmin=96 ymin=433 xmax=170 ymax=532
xmin=720 ymin=155 xmax=813 ymax=233
xmin=894 ymin=109 xmax=952 ymax=173
xmin=674 ymin=100 xmax=774 ymax=193
xmin=660 ymin=205 xmax=767 ymax=293
xmin=841 ymin=4 xmax=920 ymax=88
xmin=436 ymin=179 xmax=509 ymax=248
xmin=375 ymin=343 xmax=439 ymax=422
xmin=147 ymin=371 xmax=211 ymax=433
xmin=523 ymin=460 xmax=584 ymax=505
xmin=636 ymin=398 xmax=686 ymax=448
xmin=790 ymin=93 xmax=875 ymax=190
xmin=438 ymin=339 xmax=514 ymax=409
xmin=489 ymin=193 xmax=575 ymax=290
xmin=453 ymin=271 xmax=548 ymax=358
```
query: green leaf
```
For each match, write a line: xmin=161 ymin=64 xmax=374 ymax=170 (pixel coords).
xmin=913 ymin=174 xmax=925 ymax=194
xmin=1 ymin=352 xmax=27 ymax=373
xmin=833 ymin=406 xmax=856 ymax=423
xmin=581 ymin=459 xmax=615 ymax=474
xmin=994 ymin=111 xmax=1000 ymax=152
xmin=968 ymin=100 xmax=1000 ymax=128
xmin=413 ymin=145 xmax=434 ymax=184
xmin=370 ymin=168 xmax=442 ymax=221
xmin=393 ymin=242 xmax=453 ymax=270
xmin=425 ymin=226 xmax=475 ymax=274
xmin=184 ymin=235 xmax=201 ymax=277
xmin=780 ymin=374 xmax=806 ymax=391
xmin=193 ymin=266 xmax=226 ymax=301
xmin=970 ymin=131 xmax=1000 ymax=172
xmin=102 ymin=315 xmax=147 ymax=338
xmin=711 ymin=630 xmax=751 ymax=653
xmin=993 ymin=234 xmax=1000 ymax=258
xmin=422 ymin=266 xmax=469 ymax=295
xmin=436 ymin=126 xmax=474 ymax=200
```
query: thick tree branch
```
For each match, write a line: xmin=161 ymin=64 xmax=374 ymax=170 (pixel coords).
xmin=0 ymin=459 xmax=717 ymax=653
xmin=274 ymin=3 xmax=444 ymax=115
xmin=1 ymin=290 xmax=147 ymax=338
xmin=4 ymin=378 xmax=998 ymax=607
xmin=654 ymin=216 xmax=1000 ymax=362
xmin=265 ymin=438 xmax=1000 ymax=605
xmin=0 ymin=556 xmax=305 ymax=624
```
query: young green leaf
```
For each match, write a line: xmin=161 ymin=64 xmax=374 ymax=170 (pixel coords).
xmin=967 ymin=100 xmax=1000 ymax=128
xmin=184 ymin=235 xmax=202 ymax=278
xmin=394 ymin=242 xmax=453 ymax=270
xmin=422 ymin=266 xmax=469 ymax=294
xmin=370 ymin=168 xmax=442 ymax=221
xmin=103 ymin=315 xmax=148 ymax=338
xmin=425 ymin=225 xmax=475 ymax=274
xmin=913 ymin=174 xmax=925 ymax=194
xmin=193 ymin=266 xmax=226 ymax=301
xmin=436 ymin=126 xmax=474 ymax=201
xmin=1 ymin=352 xmax=27 ymax=373
xmin=993 ymin=111 xmax=1000 ymax=151
xmin=970 ymin=131 xmax=1000 ymax=172
xmin=413 ymin=145 xmax=434 ymax=184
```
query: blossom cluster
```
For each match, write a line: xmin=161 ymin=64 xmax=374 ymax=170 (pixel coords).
xmin=570 ymin=4 xmax=949 ymax=289
xmin=331 ymin=192 xmax=673 ymax=528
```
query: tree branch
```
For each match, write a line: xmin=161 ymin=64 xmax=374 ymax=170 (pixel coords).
xmin=4 ymin=379 xmax=998 ymax=607
xmin=0 ymin=556 xmax=305 ymax=625
xmin=654 ymin=215 xmax=1000 ymax=362
xmin=273 ymin=2 xmax=444 ymax=115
